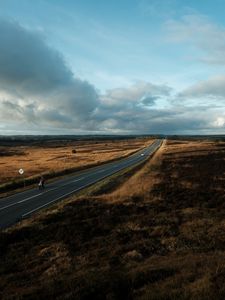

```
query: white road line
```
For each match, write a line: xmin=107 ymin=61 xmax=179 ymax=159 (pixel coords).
xmin=0 ymin=177 xmax=85 ymax=211
xmin=72 ymin=177 xmax=85 ymax=182
xmin=17 ymin=193 xmax=43 ymax=203
xmin=0 ymin=193 xmax=44 ymax=211
xmin=22 ymin=186 xmax=85 ymax=217
xmin=93 ymin=169 xmax=106 ymax=174
xmin=0 ymin=202 xmax=22 ymax=211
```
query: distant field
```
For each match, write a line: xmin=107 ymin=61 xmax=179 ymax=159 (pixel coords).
xmin=2 ymin=139 xmax=225 ymax=299
xmin=0 ymin=138 xmax=151 ymax=185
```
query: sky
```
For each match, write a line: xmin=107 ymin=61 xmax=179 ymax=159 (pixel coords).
xmin=1 ymin=0 xmax=225 ymax=135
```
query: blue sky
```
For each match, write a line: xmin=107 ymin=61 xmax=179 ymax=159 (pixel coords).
xmin=1 ymin=0 xmax=225 ymax=134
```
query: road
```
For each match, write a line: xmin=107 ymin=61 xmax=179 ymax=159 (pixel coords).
xmin=0 ymin=139 xmax=162 ymax=228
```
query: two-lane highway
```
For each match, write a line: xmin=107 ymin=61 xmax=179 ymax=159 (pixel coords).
xmin=0 ymin=139 xmax=163 ymax=228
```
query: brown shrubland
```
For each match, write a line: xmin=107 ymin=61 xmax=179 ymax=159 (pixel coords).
xmin=1 ymin=139 xmax=225 ymax=299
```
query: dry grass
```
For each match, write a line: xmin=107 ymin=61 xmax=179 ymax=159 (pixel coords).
xmin=106 ymin=139 xmax=166 ymax=202
xmin=0 ymin=138 xmax=151 ymax=185
xmin=2 ymin=139 xmax=225 ymax=299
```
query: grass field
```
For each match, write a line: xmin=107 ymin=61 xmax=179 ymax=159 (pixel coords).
xmin=0 ymin=138 xmax=151 ymax=186
xmin=1 ymin=139 xmax=225 ymax=299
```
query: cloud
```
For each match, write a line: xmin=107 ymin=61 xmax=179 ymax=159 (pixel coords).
xmin=0 ymin=20 xmax=72 ymax=95
xmin=0 ymin=20 xmax=173 ymax=134
xmin=0 ymin=18 xmax=225 ymax=135
xmin=0 ymin=19 xmax=99 ymax=130
xmin=93 ymin=101 xmax=223 ymax=134
xmin=179 ymin=75 xmax=225 ymax=99
xmin=141 ymin=96 xmax=158 ymax=106
xmin=94 ymin=82 xmax=222 ymax=134
xmin=91 ymin=81 xmax=173 ymax=133
xmin=165 ymin=14 xmax=225 ymax=64
xmin=101 ymin=81 xmax=171 ymax=107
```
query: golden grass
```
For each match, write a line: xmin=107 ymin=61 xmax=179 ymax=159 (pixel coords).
xmin=0 ymin=138 xmax=152 ymax=185
xmin=107 ymin=139 xmax=166 ymax=202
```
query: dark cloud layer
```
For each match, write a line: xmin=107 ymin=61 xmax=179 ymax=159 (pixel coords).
xmin=0 ymin=19 xmax=223 ymax=134
xmin=0 ymin=20 xmax=72 ymax=95
xmin=0 ymin=19 xmax=99 ymax=131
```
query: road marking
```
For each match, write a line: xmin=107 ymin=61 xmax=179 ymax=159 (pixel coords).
xmin=17 ymin=193 xmax=43 ymax=203
xmin=93 ymin=169 xmax=106 ymax=174
xmin=72 ymin=177 xmax=85 ymax=182
xmin=0 ymin=202 xmax=22 ymax=211
xmin=22 ymin=186 xmax=85 ymax=217
xmin=0 ymin=177 xmax=86 ymax=211
xmin=0 ymin=193 xmax=44 ymax=211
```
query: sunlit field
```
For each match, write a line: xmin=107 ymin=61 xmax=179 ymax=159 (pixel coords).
xmin=0 ymin=138 xmax=152 ymax=186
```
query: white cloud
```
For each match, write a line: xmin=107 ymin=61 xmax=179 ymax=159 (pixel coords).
xmin=179 ymin=75 xmax=225 ymax=99
xmin=165 ymin=14 xmax=225 ymax=64
xmin=213 ymin=117 xmax=225 ymax=128
xmin=101 ymin=81 xmax=171 ymax=107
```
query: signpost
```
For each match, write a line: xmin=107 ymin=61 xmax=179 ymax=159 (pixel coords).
xmin=19 ymin=168 xmax=24 ymax=175
xmin=18 ymin=168 xmax=25 ymax=187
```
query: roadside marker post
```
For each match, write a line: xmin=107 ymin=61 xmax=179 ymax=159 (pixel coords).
xmin=19 ymin=168 xmax=25 ymax=188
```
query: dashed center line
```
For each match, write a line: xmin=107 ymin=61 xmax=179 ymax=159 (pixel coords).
xmin=0 ymin=176 xmax=86 ymax=211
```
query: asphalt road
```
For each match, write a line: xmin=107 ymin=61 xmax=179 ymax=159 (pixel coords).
xmin=0 ymin=139 xmax=162 ymax=229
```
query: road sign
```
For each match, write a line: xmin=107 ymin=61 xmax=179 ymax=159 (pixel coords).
xmin=19 ymin=168 xmax=24 ymax=175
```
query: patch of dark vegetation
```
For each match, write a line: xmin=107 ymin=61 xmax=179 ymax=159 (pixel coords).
xmin=131 ymin=267 xmax=176 ymax=289
xmin=0 ymin=196 xmax=174 ymax=299
xmin=0 ymin=148 xmax=26 ymax=156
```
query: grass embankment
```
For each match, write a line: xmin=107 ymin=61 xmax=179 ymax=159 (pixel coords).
xmin=0 ymin=138 xmax=152 ymax=195
xmin=2 ymin=139 xmax=225 ymax=299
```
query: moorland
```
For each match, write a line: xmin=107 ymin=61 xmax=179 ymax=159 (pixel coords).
xmin=1 ymin=138 xmax=225 ymax=299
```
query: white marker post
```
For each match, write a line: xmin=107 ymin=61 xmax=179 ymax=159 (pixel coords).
xmin=18 ymin=168 xmax=25 ymax=188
